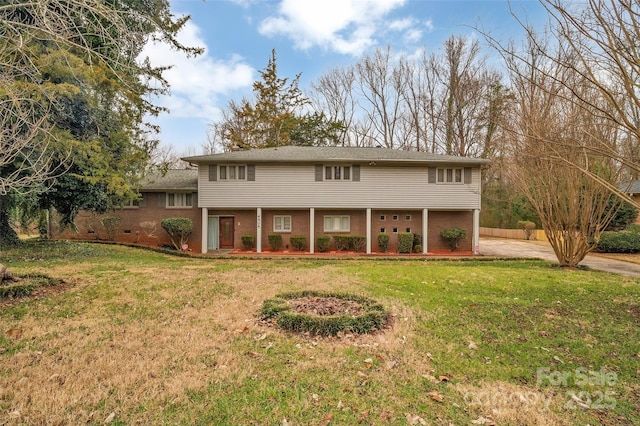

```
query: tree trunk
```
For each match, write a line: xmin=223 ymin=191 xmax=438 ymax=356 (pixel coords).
xmin=0 ymin=194 xmax=21 ymax=248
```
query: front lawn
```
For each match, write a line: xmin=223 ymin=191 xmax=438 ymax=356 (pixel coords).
xmin=1 ymin=241 xmax=638 ymax=425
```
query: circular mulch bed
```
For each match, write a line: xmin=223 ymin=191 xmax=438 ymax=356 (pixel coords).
xmin=259 ymin=291 xmax=390 ymax=336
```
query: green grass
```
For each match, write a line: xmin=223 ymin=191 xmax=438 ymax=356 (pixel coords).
xmin=1 ymin=242 xmax=638 ymax=425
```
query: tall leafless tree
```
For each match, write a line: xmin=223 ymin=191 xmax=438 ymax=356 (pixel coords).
xmin=501 ymin=31 xmax=623 ymax=266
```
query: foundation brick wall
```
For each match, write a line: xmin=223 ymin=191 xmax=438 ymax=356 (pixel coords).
xmin=53 ymin=201 xmax=475 ymax=254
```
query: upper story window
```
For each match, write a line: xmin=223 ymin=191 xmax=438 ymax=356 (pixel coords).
xmin=167 ymin=192 xmax=193 ymax=208
xmin=219 ymin=165 xmax=246 ymax=181
xmin=437 ymin=167 xmax=463 ymax=184
xmin=324 ymin=165 xmax=351 ymax=181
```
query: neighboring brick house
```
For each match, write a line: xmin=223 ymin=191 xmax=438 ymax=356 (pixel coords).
xmin=53 ymin=146 xmax=488 ymax=254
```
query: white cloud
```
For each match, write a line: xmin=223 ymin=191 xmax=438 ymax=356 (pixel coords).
xmin=258 ymin=0 xmax=406 ymax=56
xmin=140 ymin=19 xmax=254 ymax=121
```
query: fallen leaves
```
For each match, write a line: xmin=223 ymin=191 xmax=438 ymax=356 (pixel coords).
xmin=427 ymin=390 xmax=444 ymax=403
xmin=405 ymin=413 xmax=427 ymax=425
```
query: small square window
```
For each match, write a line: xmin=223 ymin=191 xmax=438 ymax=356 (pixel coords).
xmin=405 ymin=215 xmax=412 ymax=221
xmin=380 ymin=228 xmax=386 ymax=233
xmin=393 ymin=227 xmax=398 ymax=233
xmin=380 ymin=215 xmax=386 ymax=221
xmin=392 ymin=215 xmax=399 ymax=221
xmin=406 ymin=228 xmax=411 ymax=233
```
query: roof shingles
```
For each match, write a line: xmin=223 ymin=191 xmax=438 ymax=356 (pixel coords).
xmin=182 ymin=145 xmax=489 ymax=165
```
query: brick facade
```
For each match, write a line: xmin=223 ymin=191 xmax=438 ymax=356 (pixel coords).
xmin=51 ymin=192 xmax=202 ymax=252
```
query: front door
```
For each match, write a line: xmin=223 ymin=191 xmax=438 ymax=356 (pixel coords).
xmin=219 ymin=217 xmax=234 ymax=248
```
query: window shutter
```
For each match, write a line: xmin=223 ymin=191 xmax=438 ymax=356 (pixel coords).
xmin=428 ymin=167 xmax=436 ymax=183
xmin=464 ymin=167 xmax=472 ymax=184
xmin=247 ymin=164 xmax=256 ymax=181
xmin=208 ymin=165 xmax=217 ymax=181
xmin=157 ymin=192 xmax=166 ymax=207
xmin=352 ymin=164 xmax=360 ymax=182
xmin=315 ymin=164 xmax=323 ymax=181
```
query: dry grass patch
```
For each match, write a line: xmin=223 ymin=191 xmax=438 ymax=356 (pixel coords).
xmin=455 ymin=381 xmax=573 ymax=426
xmin=0 ymin=257 xmax=422 ymax=424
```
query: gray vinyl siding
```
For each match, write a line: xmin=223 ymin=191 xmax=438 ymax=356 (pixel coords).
xmin=197 ymin=163 xmax=481 ymax=209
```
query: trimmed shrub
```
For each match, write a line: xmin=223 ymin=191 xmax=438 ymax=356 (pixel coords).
xmin=101 ymin=216 xmax=121 ymax=241
xmin=333 ymin=235 xmax=351 ymax=251
xmin=378 ymin=233 xmax=390 ymax=252
xmin=268 ymin=233 xmax=283 ymax=251
xmin=241 ymin=234 xmax=255 ymax=250
xmin=161 ymin=217 xmax=193 ymax=250
xmin=316 ymin=235 xmax=330 ymax=252
xmin=351 ymin=235 xmax=366 ymax=252
xmin=398 ymin=232 xmax=414 ymax=253
xmin=518 ymin=220 xmax=536 ymax=240
xmin=440 ymin=227 xmax=467 ymax=252
xmin=290 ymin=235 xmax=307 ymax=251
xmin=596 ymin=230 xmax=640 ymax=253
xmin=333 ymin=235 xmax=367 ymax=252
xmin=412 ymin=233 xmax=423 ymax=252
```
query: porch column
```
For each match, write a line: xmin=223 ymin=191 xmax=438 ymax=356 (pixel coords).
xmin=422 ymin=209 xmax=428 ymax=254
xmin=201 ymin=207 xmax=208 ymax=253
xmin=366 ymin=208 xmax=372 ymax=254
xmin=256 ymin=208 xmax=262 ymax=253
xmin=309 ymin=208 xmax=315 ymax=254
xmin=473 ymin=208 xmax=480 ymax=255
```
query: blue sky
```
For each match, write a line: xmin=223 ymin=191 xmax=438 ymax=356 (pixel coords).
xmin=142 ymin=0 xmax=549 ymax=155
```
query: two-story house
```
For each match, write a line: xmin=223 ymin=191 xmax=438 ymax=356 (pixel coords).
xmin=182 ymin=145 xmax=488 ymax=254
xmin=53 ymin=146 xmax=488 ymax=254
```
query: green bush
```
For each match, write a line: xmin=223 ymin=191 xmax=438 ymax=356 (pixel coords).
xmin=398 ymin=232 xmax=414 ymax=253
xmin=241 ymin=235 xmax=255 ymax=250
xmin=290 ymin=235 xmax=307 ymax=251
xmin=596 ymin=230 xmax=640 ymax=253
xmin=333 ymin=235 xmax=351 ymax=251
xmin=412 ymin=233 xmax=423 ymax=251
xmin=161 ymin=218 xmax=194 ymax=250
xmin=333 ymin=235 xmax=367 ymax=252
xmin=377 ymin=233 xmax=390 ymax=252
xmin=101 ymin=216 xmax=121 ymax=241
xmin=604 ymin=197 xmax=638 ymax=231
xmin=268 ymin=234 xmax=283 ymax=251
xmin=351 ymin=235 xmax=366 ymax=252
xmin=440 ymin=227 xmax=467 ymax=252
xmin=316 ymin=235 xmax=330 ymax=252
xmin=625 ymin=224 xmax=640 ymax=234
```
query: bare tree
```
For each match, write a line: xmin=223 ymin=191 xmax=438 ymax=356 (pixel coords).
xmin=355 ymin=46 xmax=410 ymax=148
xmin=502 ymin=32 xmax=622 ymax=266
xmin=492 ymin=0 xmax=640 ymax=205
xmin=310 ymin=67 xmax=358 ymax=146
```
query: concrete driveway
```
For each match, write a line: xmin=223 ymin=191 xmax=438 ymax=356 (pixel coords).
xmin=480 ymin=238 xmax=640 ymax=279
